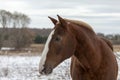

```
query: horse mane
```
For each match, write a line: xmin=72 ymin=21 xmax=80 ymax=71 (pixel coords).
xmin=64 ymin=19 xmax=113 ymax=51
xmin=64 ymin=18 xmax=94 ymax=32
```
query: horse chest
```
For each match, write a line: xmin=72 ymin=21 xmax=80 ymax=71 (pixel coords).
xmin=70 ymin=55 xmax=117 ymax=80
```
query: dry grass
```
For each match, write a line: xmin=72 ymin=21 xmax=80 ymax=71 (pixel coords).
xmin=0 ymin=44 xmax=44 ymax=56
xmin=30 ymin=44 xmax=44 ymax=53
xmin=0 ymin=44 xmax=120 ymax=56
xmin=113 ymin=45 xmax=120 ymax=52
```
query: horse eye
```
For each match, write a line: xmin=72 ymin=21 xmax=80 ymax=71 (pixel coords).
xmin=54 ymin=37 xmax=61 ymax=41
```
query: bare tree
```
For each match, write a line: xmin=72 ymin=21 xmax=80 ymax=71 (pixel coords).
xmin=11 ymin=12 xmax=32 ymax=50
xmin=12 ymin=12 xmax=21 ymax=28
xmin=20 ymin=14 xmax=31 ymax=28
xmin=0 ymin=31 xmax=3 ymax=49
xmin=0 ymin=10 xmax=7 ymax=28
xmin=0 ymin=10 xmax=12 ymax=49
xmin=0 ymin=10 xmax=33 ymax=50
xmin=12 ymin=12 xmax=30 ymax=28
xmin=0 ymin=10 xmax=12 ymax=28
xmin=12 ymin=28 xmax=34 ymax=50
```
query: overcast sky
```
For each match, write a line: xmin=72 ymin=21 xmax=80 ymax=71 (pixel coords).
xmin=0 ymin=0 xmax=120 ymax=34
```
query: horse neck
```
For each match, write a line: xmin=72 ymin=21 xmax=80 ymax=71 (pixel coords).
xmin=74 ymin=27 xmax=97 ymax=57
xmin=70 ymin=24 xmax=101 ymax=71
xmin=70 ymin=23 xmax=96 ymax=50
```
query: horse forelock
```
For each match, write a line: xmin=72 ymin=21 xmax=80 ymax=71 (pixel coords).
xmin=64 ymin=18 xmax=94 ymax=31
xmin=39 ymin=29 xmax=55 ymax=72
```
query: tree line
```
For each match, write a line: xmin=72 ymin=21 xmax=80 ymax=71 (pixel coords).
xmin=0 ymin=10 xmax=120 ymax=50
xmin=0 ymin=10 xmax=30 ymax=28
xmin=0 ymin=10 xmax=34 ymax=50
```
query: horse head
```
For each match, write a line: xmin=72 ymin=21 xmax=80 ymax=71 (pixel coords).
xmin=39 ymin=15 xmax=76 ymax=75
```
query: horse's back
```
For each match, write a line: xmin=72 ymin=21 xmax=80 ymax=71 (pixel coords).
xmin=100 ymin=37 xmax=113 ymax=51
xmin=97 ymin=37 xmax=118 ymax=80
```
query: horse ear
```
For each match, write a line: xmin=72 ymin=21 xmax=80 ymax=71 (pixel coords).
xmin=48 ymin=16 xmax=57 ymax=25
xmin=57 ymin=15 xmax=67 ymax=29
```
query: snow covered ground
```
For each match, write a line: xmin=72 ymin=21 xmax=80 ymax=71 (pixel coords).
xmin=117 ymin=52 xmax=120 ymax=80
xmin=0 ymin=52 xmax=119 ymax=80
xmin=0 ymin=56 xmax=71 ymax=80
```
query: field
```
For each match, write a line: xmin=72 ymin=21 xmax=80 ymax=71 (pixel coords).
xmin=0 ymin=44 xmax=119 ymax=56
xmin=114 ymin=45 xmax=120 ymax=52
xmin=0 ymin=53 xmax=120 ymax=80
xmin=0 ymin=56 xmax=71 ymax=80
xmin=0 ymin=44 xmax=120 ymax=80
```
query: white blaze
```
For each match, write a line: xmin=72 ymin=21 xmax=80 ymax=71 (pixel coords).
xmin=39 ymin=29 xmax=55 ymax=72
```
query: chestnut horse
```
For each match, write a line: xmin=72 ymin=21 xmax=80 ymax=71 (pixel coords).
xmin=39 ymin=15 xmax=118 ymax=80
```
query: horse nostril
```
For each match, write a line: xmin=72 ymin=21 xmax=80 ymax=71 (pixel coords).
xmin=40 ymin=67 xmax=46 ymax=75
xmin=40 ymin=65 xmax=53 ymax=75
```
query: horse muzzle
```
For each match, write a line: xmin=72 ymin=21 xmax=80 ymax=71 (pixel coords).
xmin=39 ymin=65 xmax=53 ymax=75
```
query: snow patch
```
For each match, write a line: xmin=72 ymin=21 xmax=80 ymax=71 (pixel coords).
xmin=1 ymin=47 xmax=15 ymax=51
xmin=0 ymin=56 xmax=71 ymax=80
xmin=0 ymin=52 xmax=119 ymax=80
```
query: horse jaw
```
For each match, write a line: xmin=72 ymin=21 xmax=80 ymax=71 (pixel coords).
xmin=39 ymin=29 xmax=55 ymax=74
